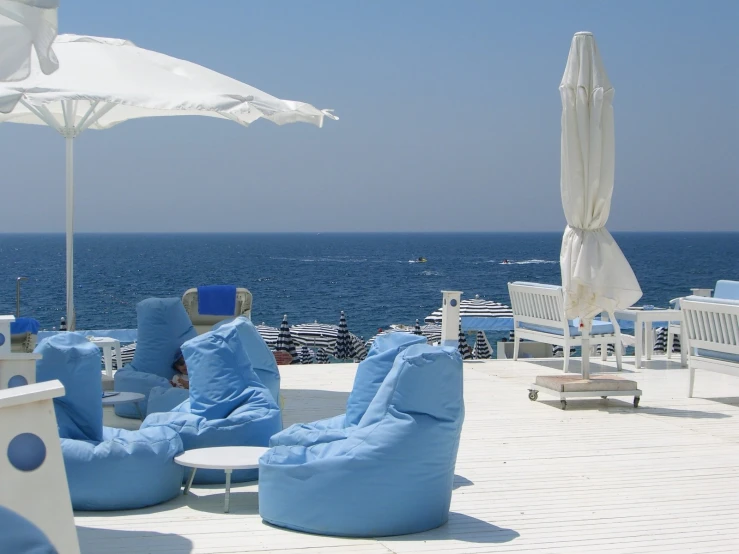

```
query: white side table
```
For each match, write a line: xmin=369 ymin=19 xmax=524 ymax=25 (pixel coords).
xmin=102 ymin=391 xmax=145 ymax=420
xmin=614 ymin=308 xmax=683 ymax=369
xmin=88 ymin=337 xmax=123 ymax=378
xmin=174 ymin=446 xmax=268 ymax=513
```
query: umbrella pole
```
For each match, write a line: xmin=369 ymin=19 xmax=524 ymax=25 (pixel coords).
xmin=65 ymin=135 xmax=75 ymax=331
xmin=581 ymin=318 xmax=592 ymax=379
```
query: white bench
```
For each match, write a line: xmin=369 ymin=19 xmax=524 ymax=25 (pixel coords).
xmin=508 ymin=282 xmax=623 ymax=372
xmin=681 ymin=296 xmax=739 ymax=398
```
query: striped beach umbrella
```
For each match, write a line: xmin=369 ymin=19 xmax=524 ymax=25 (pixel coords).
xmin=109 ymin=342 xmax=136 ymax=370
xmin=255 ymin=323 xmax=279 ymax=348
xmin=333 ymin=311 xmax=353 ymax=360
xmin=414 ymin=319 xmax=423 ymax=335
xmin=315 ymin=348 xmax=330 ymax=364
xmin=458 ymin=326 xmax=473 ymax=360
xmin=298 ymin=345 xmax=314 ymax=364
xmin=275 ymin=314 xmax=298 ymax=363
xmin=291 ymin=321 xmax=367 ymax=361
xmin=473 ymin=331 xmax=492 ymax=359
xmin=365 ymin=324 xmax=442 ymax=350
xmin=425 ymin=295 xmax=514 ymax=331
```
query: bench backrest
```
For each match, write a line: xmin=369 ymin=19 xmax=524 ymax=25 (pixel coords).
xmin=681 ymin=296 xmax=739 ymax=355
xmin=508 ymin=282 xmax=567 ymax=330
xmin=181 ymin=287 xmax=253 ymax=334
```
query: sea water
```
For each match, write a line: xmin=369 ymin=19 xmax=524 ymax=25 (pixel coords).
xmin=1 ymin=232 xmax=737 ymax=344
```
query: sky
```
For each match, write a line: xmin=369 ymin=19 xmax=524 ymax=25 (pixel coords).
xmin=0 ymin=0 xmax=737 ymax=233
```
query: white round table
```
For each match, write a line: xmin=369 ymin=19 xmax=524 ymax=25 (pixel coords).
xmin=174 ymin=446 xmax=269 ymax=513
xmin=101 ymin=392 xmax=145 ymax=420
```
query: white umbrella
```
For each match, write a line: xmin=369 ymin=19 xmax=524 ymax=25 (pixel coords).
xmin=559 ymin=32 xmax=641 ymax=378
xmin=0 ymin=34 xmax=337 ymax=330
xmin=0 ymin=0 xmax=58 ymax=85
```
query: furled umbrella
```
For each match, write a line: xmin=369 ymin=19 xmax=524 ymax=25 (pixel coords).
xmin=413 ymin=319 xmax=423 ymax=335
xmin=559 ymin=32 xmax=641 ymax=378
xmin=333 ymin=311 xmax=353 ymax=361
xmin=0 ymin=34 xmax=337 ymax=329
xmin=298 ymin=346 xmax=314 ymax=365
xmin=275 ymin=314 xmax=298 ymax=364
xmin=458 ymin=326 xmax=473 ymax=360
xmin=425 ymin=295 xmax=514 ymax=331
xmin=473 ymin=330 xmax=492 ymax=359
xmin=315 ymin=348 xmax=330 ymax=364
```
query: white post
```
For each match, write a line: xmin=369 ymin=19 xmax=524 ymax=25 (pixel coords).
xmin=440 ymin=291 xmax=462 ymax=347
xmin=581 ymin=317 xmax=591 ymax=379
xmin=65 ymin=135 xmax=75 ymax=331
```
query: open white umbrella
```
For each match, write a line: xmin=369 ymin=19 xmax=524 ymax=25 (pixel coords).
xmin=0 ymin=34 xmax=337 ymax=329
xmin=0 ymin=0 xmax=58 ymax=84
xmin=559 ymin=32 xmax=641 ymax=378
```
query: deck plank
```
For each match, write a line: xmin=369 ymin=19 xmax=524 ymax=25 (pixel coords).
xmin=78 ymin=356 xmax=739 ymax=553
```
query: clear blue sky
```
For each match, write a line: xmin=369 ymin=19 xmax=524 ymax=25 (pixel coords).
xmin=1 ymin=0 xmax=737 ymax=232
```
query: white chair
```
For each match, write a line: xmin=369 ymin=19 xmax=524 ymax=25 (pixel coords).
xmin=181 ymin=287 xmax=253 ymax=334
xmin=508 ymin=282 xmax=622 ymax=372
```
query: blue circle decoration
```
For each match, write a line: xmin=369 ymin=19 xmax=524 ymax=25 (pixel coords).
xmin=7 ymin=433 xmax=46 ymax=472
xmin=8 ymin=375 xmax=28 ymax=388
xmin=0 ymin=332 xmax=5 ymax=346
xmin=450 ymin=299 xmax=458 ymax=307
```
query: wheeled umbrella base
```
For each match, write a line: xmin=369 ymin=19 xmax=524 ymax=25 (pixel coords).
xmin=528 ymin=374 xmax=641 ymax=410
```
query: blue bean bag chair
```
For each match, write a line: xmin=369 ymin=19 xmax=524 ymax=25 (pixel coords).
xmin=36 ymin=334 xmax=184 ymax=511
xmin=141 ymin=324 xmax=282 ymax=484
xmin=114 ymin=297 xmax=197 ymax=418
xmin=259 ymin=344 xmax=464 ymax=537
xmin=0 ymin=506 xmax=57 ymax=554
xmin=270 ymin=332 xmax=426 ymax=447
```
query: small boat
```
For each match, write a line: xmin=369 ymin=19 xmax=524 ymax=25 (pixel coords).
xmin=417 ymin=257 xmax=427 ymax=263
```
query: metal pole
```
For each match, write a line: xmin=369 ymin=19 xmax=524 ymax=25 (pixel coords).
xmin=16 ymin=277 xmax=28 ymax=317
xmin=66 ymin=135 xmax=75 ymax=331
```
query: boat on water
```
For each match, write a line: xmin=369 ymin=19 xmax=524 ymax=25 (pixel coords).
xmin=409 ymin=256 xmax=427 ymax=263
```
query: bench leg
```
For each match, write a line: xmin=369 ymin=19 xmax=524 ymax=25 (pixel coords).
xmin=666 ymin=330 xmax=673 ymax=359
xmin=513 ymin=334 xmax=520 ymax=361
xmin=563 ymin=346 xmax=570 ymax=373
xmin=688 ymin=361 xmax=696 ymax=398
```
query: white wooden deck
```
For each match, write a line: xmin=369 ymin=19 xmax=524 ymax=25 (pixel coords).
xmin=85 ymin=356 xmax=739 ymax=553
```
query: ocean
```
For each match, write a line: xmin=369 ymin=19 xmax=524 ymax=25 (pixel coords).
xmin=1 ymin=232 xmax=737 ymax=345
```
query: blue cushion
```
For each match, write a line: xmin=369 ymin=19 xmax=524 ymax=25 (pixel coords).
xmin=184 ymin=326 xmax=254 ymax=419
xmin=269 ymin=332 xmax=426 ymax=448
xmin=62 ymin=426 xmax=183 ymax=511
xmin=0 ymin=506 xmax=57 ymax=554
xmin=696 ymin=349 xmax=739 ymax=364
xmin=518 ymin=319 xmax=614 ymax=337
xmin=259 ymin=344 xmax=464 ymax=537
xmin=141 ymin=326 xmax=282 ymax=484
xmin=35 ymin=334 xmax=103 ymax=442
xmin=198 ymin=285 xmax=237 ymax=315
xmin=213 ymin=317 xmax=281 ymax=403
xmin=147 ymin=386 xmax=189 ymax=415
xmin=36 ymin=336 xmax=184 ymax=511
xmin=714 ymin=280 xmax=739 ymax=300
xmin=114 ymin=297 xmax=197 ymax=417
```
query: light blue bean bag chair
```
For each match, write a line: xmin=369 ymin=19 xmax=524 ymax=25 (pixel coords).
xmin=0 ymin=506 xmax=57 ymax=554
xmin=114 ymin=297 xmax=197 ymax=418
xmin=36 ymin=334 xmax=184 ymax=511
xmin=259 ymin=344 xmax=465 ymax=537
xmin=141 ymin=324 xmax=282 ymax=484
xmin=270 ymin=332 xmax=426 ymax=447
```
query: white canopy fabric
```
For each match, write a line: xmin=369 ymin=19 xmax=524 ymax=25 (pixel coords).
xmin=0 ymin=34 xmax=337 ymax=330
xmin=0 ymin=0 xmax=58 ymax=85
xmin=559 ymin=32 xmax=641 ymax=325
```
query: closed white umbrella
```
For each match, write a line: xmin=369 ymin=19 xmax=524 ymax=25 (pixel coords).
xmin=0 ymin=0 xmax=58 ymax=84
xmin=0 ymin=34 xmax=337 ymax=330
xmin=559 ymin=32 xmax=641 ymax=378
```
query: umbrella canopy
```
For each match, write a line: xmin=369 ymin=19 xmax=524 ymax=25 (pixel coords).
xmin=365 ymin=323 xmax=442 ymax=350
xmin=315 ymin=348 xmax=330 ymax=364
xmin=425 ymin=295 xmax=514 ymax=331
xmin=559 ymin=32 xmax=642 ymax=378
xmin=472 ymin=330 xmax=492 ymax=359
xmin=255 ymin=323 xmax=279 ymax=348
xmin=275 ymin=314 xmax=298 ymax=362
xmin=0 ymin=0 xmax=58 ymax=88
xmin=298 ymin=346 xmax=314 ymax=365
xmin=333 ymin=311 xmax=353 ymax=360
xmin=290 ymin=322 xmax=367 ymax=361
xmin=457 ymin=326 xmax=473 ymax=360
xmin=0 ymin=34 xmax=336 ymax=330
